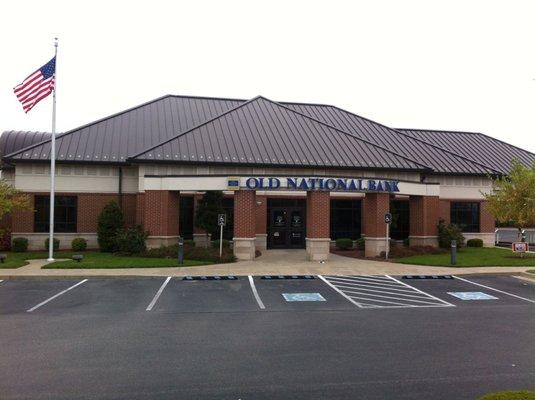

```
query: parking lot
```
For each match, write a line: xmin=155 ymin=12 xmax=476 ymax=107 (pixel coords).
xmin=1 ymin=274 xmax=534 ymax=399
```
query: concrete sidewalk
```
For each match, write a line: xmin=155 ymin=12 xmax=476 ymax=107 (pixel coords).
xmin=0 ymin=250 xmax=533 ymax=278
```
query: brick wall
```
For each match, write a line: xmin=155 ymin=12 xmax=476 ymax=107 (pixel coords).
xmin=144 ymin=190 xmax=180 ymax=236
xmin=136 ymin=193 xmax=145 ymax=226
xmin=480 ymin=200 xmax=495 ymax=233
xmin=193 ymin=194 xmax=205 ymax=234
xmin=306 ymin=191 xmax=330 ymax=238
xmin=439 ymin=200 xmax=450 ymax=224
xmin=11 ymin=194 xmax=34 ymax=233
xmin=255 ymin=195 xmax=267 ymax=234
xmin=409 ymin=196 xmax=440 ymax=236
xmin=233 ymin=190 xmax=256 ymax=238
xmin=362 ymin=193 xmax=389 ymax=237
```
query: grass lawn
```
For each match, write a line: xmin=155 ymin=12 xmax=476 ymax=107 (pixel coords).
xmin=0 ymin=251 xmax=214 ymax=269
xmin=396 ymin=247 xmax=535 ymax=267
xmin=0 ymin=251 xmax=76 ymax=268
xmin=478 ymin=391 xmax=535 ymax=400
xmin=44 ymin=252 xmax=213 ymax=268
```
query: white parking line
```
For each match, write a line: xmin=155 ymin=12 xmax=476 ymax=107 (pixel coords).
xmin=146 ymin=277 xmax=171 ymax=311
xmin=385 ymin=275 xmax=455 ymax=307
xmin=27 ymin=279 xmax=88 ymax=312
xmin=248 ymin=276 xmax=265 ymax=310
xmin=453 ymin=275 xmax=535 ymax=304
xmin=318 ymin=275 xmax=364 ymax=308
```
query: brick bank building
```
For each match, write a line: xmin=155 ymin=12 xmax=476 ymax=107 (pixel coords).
xmin=1 ymin=95 xmax=534 ymax=260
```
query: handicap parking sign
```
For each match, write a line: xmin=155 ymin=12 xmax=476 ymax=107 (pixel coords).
xmin=447 ymin=292 xmax=498 ymax=300
xmin=282 ymin=293 xmax=326 ymax=302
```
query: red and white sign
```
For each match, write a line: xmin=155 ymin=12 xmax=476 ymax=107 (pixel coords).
xmin=512 ymin=242 xmax=529 ymax=253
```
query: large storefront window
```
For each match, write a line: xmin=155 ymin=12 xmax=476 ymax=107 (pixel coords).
xmin=34 ymin=195 xmax=77 ymax=233
xmin=221 ymin=197 xmax=234 ymax=240
xmin=390 ymin=200 xmax=410 ymax=240
xmin=450 ymin=202 xmax=480 ymax=232
xmin=179 ymin=196 xmax=194 ymax=239
xmin=330 ymin=199 xmax=361 ymax=240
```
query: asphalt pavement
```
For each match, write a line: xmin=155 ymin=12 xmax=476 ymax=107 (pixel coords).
xmin=0 ymin=274 xmax=534 ymax=400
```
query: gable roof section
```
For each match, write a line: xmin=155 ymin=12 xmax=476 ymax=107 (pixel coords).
xmin=4 ymin=95 xmax=243 ymax=164
xmin=398 ymin=128 xmax=535 ymax=174
xmin=130 ymin=96 xmax=428 ymax=172
xmin=284 ymin=104 xmax=499 ymax=175
xmin=0 ymin=130 xmax=50 ymax=168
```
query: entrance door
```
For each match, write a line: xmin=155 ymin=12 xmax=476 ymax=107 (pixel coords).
xmin=267 ymin=199 xmax=306 ymax=249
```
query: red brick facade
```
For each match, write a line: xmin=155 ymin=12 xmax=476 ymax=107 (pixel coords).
xmin=143 ymin=190 xmax=180 ymax=236
xmin=362 ymin=193 xmax=390 ymax=237
xmin=233 ymin=190 xmax=256 ymax=238
xmin=255 ymin=195 xmax=268 ymax=234
xmin=409 ymin=196 xmax=440 ymax=237
xmin=480 ymin=201 xmax=495 ymax=233
xmin=439 ymin=200 xmax=450 ymax=224
xmin=306 ymin=191 xmax=330 ymax=238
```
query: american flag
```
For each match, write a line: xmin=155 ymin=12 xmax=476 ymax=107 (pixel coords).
xmin=14 ymin=57 xmax=56 ymax=113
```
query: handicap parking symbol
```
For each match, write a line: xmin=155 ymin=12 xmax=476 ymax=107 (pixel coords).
xmin=447 ymin=291 xmax=498 ymax=300
xmin=282 ymin=293 xmax=326 ymax=302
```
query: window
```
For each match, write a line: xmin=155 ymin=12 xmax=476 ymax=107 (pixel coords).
xmin=330 ymin=200 xmax=362 ymax=240
xmin=390 ymin=200 xmax=410 ymax=240
xmin=179 ymin=196 xmax=194 ymax=240
xmin=450 ymin=202 xmax=480 ymax=233
xmin=34 ymin=196 xmax=77 ymax=233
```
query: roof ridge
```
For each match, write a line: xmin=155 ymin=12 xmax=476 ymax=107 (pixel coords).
xmin=328 ymin=105 xmax=501 ymax=174
xmin=397 ymin=128 xmax=479 ymax=135
xmin=130 ymin=95 xmax=430 ymax=171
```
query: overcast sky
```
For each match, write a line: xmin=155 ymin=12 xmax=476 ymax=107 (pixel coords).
xmin=2 ymin=0 xmax=535 ymax=153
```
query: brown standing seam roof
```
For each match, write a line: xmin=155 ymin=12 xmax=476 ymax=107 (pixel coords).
xmin=1 ymin=94 xmax=532 ymax=175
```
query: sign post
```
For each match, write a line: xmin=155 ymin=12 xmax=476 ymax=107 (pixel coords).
xmin=384 ymin=212 xmax=392 ymax=260
xmin=218 ymin=214 xmax=226 ymax=258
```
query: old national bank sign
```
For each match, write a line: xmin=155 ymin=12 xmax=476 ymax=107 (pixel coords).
xmin=232 ymin=177 xmax=400 ymax=193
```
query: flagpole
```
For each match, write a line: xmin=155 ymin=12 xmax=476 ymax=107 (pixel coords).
xmin=47 ymin=38 xmax=58 ymax=262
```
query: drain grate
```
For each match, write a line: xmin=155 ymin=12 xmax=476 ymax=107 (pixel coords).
xmin=261 ymin=275 xmax=315 ymax=280
xmin=182 ymin=276 xmax=238 ymax=281
xmin=402 ymin=275 xmax=453 ymax=280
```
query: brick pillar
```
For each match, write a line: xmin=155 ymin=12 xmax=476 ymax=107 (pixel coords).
xmin=479 ymin=200 xmax=496 ymax=246
xmin=255 ymin=195 xmax=268 ymax=250
xmin=192 ymin=193 xmax=211 ymax=248
xmin=144 ymin=190 xmax=180 ymax=248
xmin=306 ymin=191 xmax=330 ymax=261
xmin=233 ymin=190 xmax=256 ymax=260
xmin=409 ymin=196 xmax=439 ymax=247
xmin=363 ymin=193 xmax=390 ymax=257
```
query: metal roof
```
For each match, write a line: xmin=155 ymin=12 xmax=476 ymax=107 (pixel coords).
xmin=398 ymin=128 xmax=535 ymax=174
xmin=0 ymin=130 xmax=50 ymax=168
xmin=131 ymin=96 xmax=428 ymax=171
xmin=1 ymin=93 xmax=531 ymax=175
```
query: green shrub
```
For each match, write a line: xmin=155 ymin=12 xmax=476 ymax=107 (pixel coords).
xmin=184 ymin=240 xmax=195 ymax=247
xmin=477 ymin=390 xmax=535 ymax=400
xmin=116 ymin=225 xmax=148 ymax=255
xmin=437 ymin=220 xmax=465 ymax=248
xmin=211 ymin=239 xmax=230 ymax=249
xmin=97 ymin=201 xmax=124 ymax=252
xmin=71 ymin=238 xmax=87 ymax=251
xmin=185 ymin=246 xmax=236 ymax=263
xmin=45 ymin=238 xmax=60 ymax=251
xmin=467 ymin=238 xmax=484 ymax=247
xmin=335 ymin=238 xmax=353 ymax=250
xmin=12 ymin=237 xmax=28 ymax=252
xmin=403 ymin=237 xmax=410 ymax=247
xmin=355 ymin=237 xmax=365 ymax=250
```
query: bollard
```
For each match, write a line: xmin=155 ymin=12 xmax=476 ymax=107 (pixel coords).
xmin=177 ymin=236 xmax=184 ymax=265
xmin=451 ymin=240 xmax=457 ymax=265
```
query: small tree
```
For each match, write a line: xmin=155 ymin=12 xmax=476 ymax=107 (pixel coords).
xmin=484 ymin=160 xmax=535 ymax=238
xmin=97 ymin=201 xmax=124 ymax=252
xmin=195 ymin=191 xmax=224 ymax=242
xmin=0 ymin=179 xmax=30 ymax=222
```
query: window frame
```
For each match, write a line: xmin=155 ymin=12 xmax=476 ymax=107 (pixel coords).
xmin=330 ymin=199 xmax=362 ymax=240
xmin=34 ymin=195 xmax=78 ymax=233
xmin=450 ymin=201 xmax=480 ymax=233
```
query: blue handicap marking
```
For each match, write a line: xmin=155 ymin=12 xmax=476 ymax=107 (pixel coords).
xmin=447 ymin=291 xmax=498 ymax=300
xmin=282 ymin=293 xmax=326 ymax=302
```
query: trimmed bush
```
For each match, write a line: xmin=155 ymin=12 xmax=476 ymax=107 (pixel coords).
xmin=211 ymin=239 xmax=230 ymax=249
xmin=12 ymin=237 xmax=28 ymax=252
xmin=45 ymin=238 xmax=60 ymax=251
xmin=437 ymin=220 xmax=465 ymax=248
xmin=355 ymin=237 xmax=365 ymax=251
xmin=184 ymin=240 xmax=196 ymax=247
xmin=467 ymin=238 xmax=484 ymax=247
xmin=97 ymin=201 xmax=124 ymax=252
xmin=403 ymin=237 xmax=410 ymax=247
xmin=116 ymin=225 xmax=148 ymax=255
xmin=71 ymin=238 xmax=87 ymax=251
xmin=0 ymin=229 xmax=11 ymax=251
xmin=186 ymin=246 xmax=236 ymax=263
xmin=335 ymin=238 xmax=353 ymax=250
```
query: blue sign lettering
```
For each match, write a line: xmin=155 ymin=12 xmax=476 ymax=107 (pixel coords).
xmin=242 ymin=177 xmax=401 ymax=193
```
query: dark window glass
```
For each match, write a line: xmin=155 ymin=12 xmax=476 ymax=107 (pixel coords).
xmin=390 ymin=200 xmax=410 ymax=240
xmin=330 ymin=200 xmax=362 ymax=240
xmin=179 ymin=196 xmax=194 ymax=240
xmin=450 ymin=202 xmax=480 ymax=233
xmin=221 ymin=197 xmax=234 ymax=240
xmin=34 ymin=196 xmax=77 ymax=233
